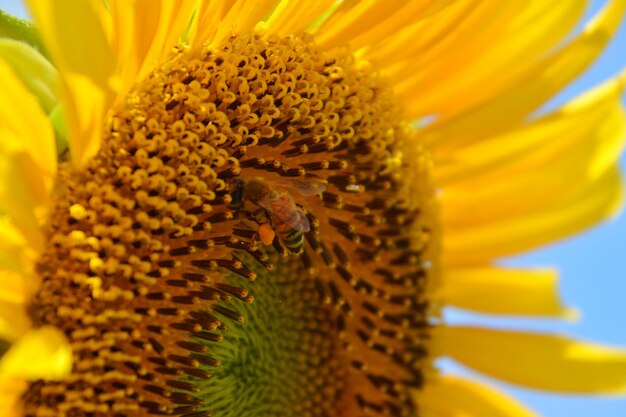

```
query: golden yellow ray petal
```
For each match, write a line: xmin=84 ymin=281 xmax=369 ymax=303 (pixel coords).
xmin=439 ymin=76 xmax=626 ymax=261
xmin=26 ymin=0 xmax=116 ymax=166
xmin=395 ymin=0 xmax=587 ymax=119
xmin=443 ymin=167 xmax=623 ymax=265
xmin=362 ymin=0 xmax=492 ymax=66
xmin=0 ymin=269 xmax=29 ymax=305
xmin=436 ymin=267 xmax=575 ymax=318
xmin=159 ymin=0 xmax=199 ymax=55
xmin=0 ymin=219 xmax=26 ymax=274
xmin=190 ymin=0 xmax=237 ymax=48
xmin=193 ymin=0 xmax=280 ymax=47
xmin=0 ymin=60 xmax=57 ymax=251
xmin=362 ymin=0 xmax=501 ymax=67
xmin=107 ymin=1 xmax=141 ymax=94
xmin=0 ymin=231 xmax=37 ymax=325
xmin=109 ymin=0 xmax=197 ymax=99
xmin=440 ymin=326 xmax=626 ymax=393
xmin=435 ymin=75 xmax=626 ymax=186
xmin=264 ymin=0 xmax=336 ymax=36
xmin=0 ymin=298 xmax=31 ymax=341
xmin=95 ymin=0 xmax=113 ymax=43
xmin=0 ymin=60 xmax=56 ymax=178
xmin=315 ymin=0 xmax=456 ymax=52
xmin=0 ymin=250 xmax=22 ymax=276
xmin=230 ymin=0 xmax=283 ymax=39
xmin=0 ymin=217 xmax=25 ymax=248
xmin=440 ymin=85 xmax=626 ymax=229
xmin=419 ymin=0 xmax=626 ymax=149
xmin=419 ymin=375 xmax=539 ymax=417
xmin=0 ymin=148 xmax=47 ymax=252
xmin=0 ymin=377 xmax=26 ymax=417
xmin=0 ymin=326 xmax=72 ymax=381
xmin=316 ymin=0 xmax=408 ymax=48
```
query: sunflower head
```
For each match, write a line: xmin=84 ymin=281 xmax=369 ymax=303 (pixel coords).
xmin=21 ymin=27 xmax=437 ymax=417
xmin=0 ymin=1 xmax=626 ymax=417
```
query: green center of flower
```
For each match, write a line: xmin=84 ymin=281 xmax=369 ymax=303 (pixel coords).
xmin=25 ymin=32 xmax=437 ymax=417
xmin=195 ymin=253 xmax=345 ymax=417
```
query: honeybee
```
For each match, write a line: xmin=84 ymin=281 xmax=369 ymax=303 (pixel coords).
xmin=229 ymin=177 xmax=326 ymax=254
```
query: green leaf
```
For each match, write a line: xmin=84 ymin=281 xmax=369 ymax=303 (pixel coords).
xmin=0 ymin=9 xmax=47 ymax=58
xmin=0 ymin=39 xmax=58 ymax=113
xmin=49 ymin=104 xmax=69 ymax=158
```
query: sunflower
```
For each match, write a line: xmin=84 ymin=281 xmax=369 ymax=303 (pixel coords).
xmin=0 ymin=0 xmax=625 ymax=416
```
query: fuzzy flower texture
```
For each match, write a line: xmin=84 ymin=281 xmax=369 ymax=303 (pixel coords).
xmin=0 ymin=1 xmax=626 ymax=416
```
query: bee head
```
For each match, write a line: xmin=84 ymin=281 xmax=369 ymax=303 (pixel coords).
xmin=228 ymin=178 xmax=245 ymax=207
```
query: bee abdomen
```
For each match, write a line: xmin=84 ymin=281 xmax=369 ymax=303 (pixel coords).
xmin=281 ymin=229 xmax=305 ymax=254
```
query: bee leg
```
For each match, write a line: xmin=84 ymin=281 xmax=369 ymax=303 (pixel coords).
xmin=233 ymin=220 xmax=254 ymax=229
xmin=251 ymin=208 xmax=270 ymax=224
xmin=272 ymin=235 xmax=289 ymax=257
xmin=231 ymin=221 xmax=262 ymax=250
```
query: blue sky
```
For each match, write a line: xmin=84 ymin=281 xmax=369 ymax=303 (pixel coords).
xmin=1 ymin=1 xmax=625 ymax=416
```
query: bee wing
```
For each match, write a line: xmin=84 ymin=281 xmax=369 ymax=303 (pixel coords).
xmin=257 ymin=190 xmax=310 ymax=232
xmin=274 ymin=178 xmax=327 ymax=196
xmin=295 ymin=209 xmax=311 ymax=232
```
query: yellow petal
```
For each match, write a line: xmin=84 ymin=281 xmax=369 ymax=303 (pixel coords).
xmin=27 ymin=0 xmax=115 ymax=166
xmin=397 ymin=0 xmax=588 ymax=120
xmin=0 ymin=326 xmax=72 ymax=381
xmin=437 ymin=267 xmax=575 ymax=318
xmin=109 ymin=0 xmax=197 ymax=99
xmin=439 ymin=326 xmax=626 ymax=393
xmin=0 ymin=147 xmax=47 ymax=252
xmin=0 ymin=59 xmax=56 ymax=177
xmin=440 ymin=77 xmax=626 ymax=264
xmin=419 ymin=0 xmax=626 ymax=149
xmin=435 ymin=75 xmax=626 ymax=186
xmin=443 ymin=167 xmax=623 ymax=265
xmin=264 ymin=0 xmax=336 ymax=36
xmin=0 ymin=298 xmax=30 ymax=341
xmin=0 ymin=217 xmax=25 ymax=250
xmin=0 ymin=376 xmax=26 ymax=417
xmin=419 ymin=375 xmax=539 ymax=417
xmin=194 ymin=0 xmax=281 ymax=48
xmin=0 ymin=269 xmax=29 ymax=305
xmin=0 ymin=231 xmax=39 ymax=302
xmin=363 ymin=0 xmax=512 ymax=68
xmin=190 ymin=0 xmax=237 ymax=48
xmin=440 ymin=102 xmax=626 ymax=230
xmin=315 ymin=0 xmax=454 ymax=51
xmin=0 ymin=220 xmax=26 ymax=273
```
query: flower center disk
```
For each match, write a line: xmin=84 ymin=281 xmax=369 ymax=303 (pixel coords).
xmin=25 ymin=32 xmax=437 ymax=417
